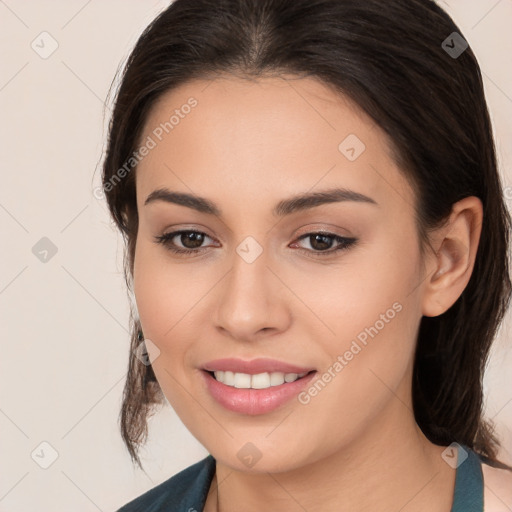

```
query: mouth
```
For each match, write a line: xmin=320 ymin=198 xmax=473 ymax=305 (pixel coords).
xmin=201 ymin=368 xmax=318 ymax=415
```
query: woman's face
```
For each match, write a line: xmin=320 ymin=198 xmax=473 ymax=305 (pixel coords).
xmin=133 ymin=75 xmax=431 ymax=471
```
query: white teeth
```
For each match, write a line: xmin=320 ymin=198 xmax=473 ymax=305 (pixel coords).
xmin=223 ymin=371 xmax=234 ymax=385
xmin=233 ymin=372 xmax=251 ymax=388
xmin=252 ymin=372 xmax=271 ymax=389
xmin=212 ymin=370 xmax=308 ymax=389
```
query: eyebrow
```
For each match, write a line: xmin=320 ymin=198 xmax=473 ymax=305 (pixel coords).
xmin=144 ymin=187 xmax=378 ymax=217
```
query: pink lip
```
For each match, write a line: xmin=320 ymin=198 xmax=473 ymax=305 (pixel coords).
xmin=202 ymin=357 xmax=315 ymax=374
xmin=200 ymin=369 xmax=317 ymax=415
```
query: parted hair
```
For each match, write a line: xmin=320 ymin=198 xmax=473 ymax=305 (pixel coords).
xmin=101 ymin=0 xmax=512 ymax=470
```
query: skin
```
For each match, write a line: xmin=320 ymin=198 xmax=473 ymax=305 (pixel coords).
xmin=132 ymin=74 xmax=484 ymax=512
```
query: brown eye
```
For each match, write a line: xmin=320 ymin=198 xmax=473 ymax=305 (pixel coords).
xmin=177 ymin=231 xmax=206 ymax=249
xmin=292 ymin=232 xmax=357 ymax=257
xmin=154 ymin=230 xmax=215 ymax=255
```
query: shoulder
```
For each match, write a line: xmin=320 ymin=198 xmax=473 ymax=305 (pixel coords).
xmin=115 ymin=455 xmax=216 ymax=512
xmin=481 ymin=461 xmax=512 ymax=512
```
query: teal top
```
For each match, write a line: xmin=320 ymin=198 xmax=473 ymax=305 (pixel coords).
xmin=116 ymin=444 xmax=484 ymax=511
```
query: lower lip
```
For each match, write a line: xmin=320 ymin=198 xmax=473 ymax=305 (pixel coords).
xmin=201 ymin=370 xmax=317 ymax=415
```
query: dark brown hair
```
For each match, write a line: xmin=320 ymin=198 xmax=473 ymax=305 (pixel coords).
xmin=101 ymin=0 xmax=512 ymax=470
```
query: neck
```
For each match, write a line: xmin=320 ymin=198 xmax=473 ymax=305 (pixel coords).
xmin=206 ymin=374 xmax=456 ymax=512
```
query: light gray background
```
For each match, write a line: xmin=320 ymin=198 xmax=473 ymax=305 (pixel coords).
xmin=1 ymin=1 xmax=511 ymax=510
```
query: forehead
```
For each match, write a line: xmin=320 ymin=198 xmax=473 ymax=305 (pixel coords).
xmin=135 ymin=75 xmax=414 ymax=219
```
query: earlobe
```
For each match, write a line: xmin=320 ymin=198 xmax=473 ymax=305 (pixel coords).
xmin=421 ymin=196 xmax=483 ymax=318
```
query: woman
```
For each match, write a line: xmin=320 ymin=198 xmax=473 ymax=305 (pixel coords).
xmin=102 ymin=0 xmax=512 ymax=510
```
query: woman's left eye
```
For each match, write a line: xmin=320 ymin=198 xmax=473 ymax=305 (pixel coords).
xmin=153 ymin=230 xmax=357 ymax=257
xmin=292 ymin=232 xmax=357 ymax=257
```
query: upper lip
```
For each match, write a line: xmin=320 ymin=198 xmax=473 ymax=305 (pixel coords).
xmin=202 ymin=358 xmax=316 ymax=375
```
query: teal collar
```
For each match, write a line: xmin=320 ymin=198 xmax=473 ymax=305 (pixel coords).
xmin=450 ymin=443 xmax=483 ymax=512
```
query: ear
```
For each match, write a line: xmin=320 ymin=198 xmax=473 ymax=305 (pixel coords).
xmin=421 ymin=196 xmax=483 ymax=317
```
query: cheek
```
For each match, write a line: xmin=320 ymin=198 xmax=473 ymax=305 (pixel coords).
xmin=294 ymin=227 xmax=420 ymax=344
xmin=303 ymin=232 xmax=422 ymax=407
xmin=132 ymin=239 xmax=215 ymax=402
xmin=132 ymin=246 xmax=195 ymax=411
xmin=133 ymin=239 xmax=205 ymax=340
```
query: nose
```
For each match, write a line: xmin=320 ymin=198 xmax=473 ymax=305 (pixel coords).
xmin=213 ymin=246 xmax=291 ymax=342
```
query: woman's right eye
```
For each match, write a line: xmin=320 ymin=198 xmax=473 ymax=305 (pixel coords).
xmin=153 ymin=230 xmax=215 ymax=255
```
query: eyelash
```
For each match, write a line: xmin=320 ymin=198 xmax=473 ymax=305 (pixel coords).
xmin=153 ymin=230 xmax=357 ymax=258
